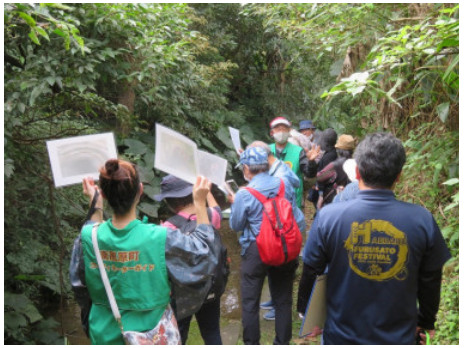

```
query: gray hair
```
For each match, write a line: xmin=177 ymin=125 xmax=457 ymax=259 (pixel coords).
xmin=247 ymin=163 xmax=270 ymax=174
xmin=247 ymin=141 xmax=271 ymax=156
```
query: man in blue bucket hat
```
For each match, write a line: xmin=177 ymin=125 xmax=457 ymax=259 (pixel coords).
xmin=299 ymin=120 xmax=317 ymax=145
xmin=288 ymin=119 xmax=318 ymax=153
xmin=229 ymin=146 xmax=298 ymax=345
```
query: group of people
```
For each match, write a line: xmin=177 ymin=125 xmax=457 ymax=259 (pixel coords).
xmin=70 ymin=116 xmax=450 ymax=345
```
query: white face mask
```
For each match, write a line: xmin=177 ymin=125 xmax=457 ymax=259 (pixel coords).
xmin=273 ymin=131 xmax=290 ymax=144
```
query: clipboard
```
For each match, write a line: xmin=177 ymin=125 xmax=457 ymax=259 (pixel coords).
xmin=299 ymin=273 xmax=327 ymax=338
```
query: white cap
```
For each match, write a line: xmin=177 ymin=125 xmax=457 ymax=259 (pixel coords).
xmin=343 ymin=158 xmax=357 ymax=182
xmin=269 ymin=117 xmax=291 ymax=129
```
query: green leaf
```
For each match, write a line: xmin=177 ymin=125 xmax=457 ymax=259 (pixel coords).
xmin=33 ymin=327 xmax=63 ymax=345
xmin=72 ymin=30 xmax=85 ymax=49
xmin=239 ymin=125 xmax=256 ymax=145
xmin=329 ymin=58 xmax=344 ymax=77
xmin=35 ymin=26 xmax=50 ymax=41
xmin=29 ymin=85 xmax=42 ymax=106
xmin=4 ymin=312 xmax=27 ymax=329
xmin=138 ymin=165 xmax=155 ymax=184
xmin=45 ymin=76 xmax=55 ymax=86
xmin=215 ymin=126 xmax=234 ymax=149
xmin=23 ymin=303 xmax=43 ymax=323
xmin=437 ymin=102 xmax=450 ymax=123
xmin=28 ymin=29 xmax=40 ymax=45
xmin=53 ymin=28 xmax=65 ymax=37
xmin=442 ymin=178 xmax=458 ymax=186
xmin=444 ymin=201 xmax=458 ymax=212
xmin=76 ymin=80 xmax=86 ymax=93
xmin=123 ymin=138 xmax=147 ymax=154
xmin=17 ymin=103 xmax=26 ymax=113
xmin=199 ymin=137 xmax=216 ymax=152
xmin=18 ymin=11 xmax=36 ymax=26
xmin=14 ymin=274 xmax=46 ymax=281
xmin=142 ymin=184 xmax=159 ymax=201
xmin=5 ymin=158 xmax=15 ymax=177
xmin=437 ymin=38 xmax=459 ymax=51
xmin=37 ymin=279 xmax=60 ymax=293
xmin=443 ymin=55 xmax=458 ymax=82
xmin=20 ymin=80 xmax=36 ymax=90
xmin=43 ymin=3 xmax=73 ymax=10
xmin=138 ymin=202 xmax=159 ymax=218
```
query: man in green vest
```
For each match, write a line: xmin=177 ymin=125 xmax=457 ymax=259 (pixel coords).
xmin=269 ymin=116 xmax=312 ymax=208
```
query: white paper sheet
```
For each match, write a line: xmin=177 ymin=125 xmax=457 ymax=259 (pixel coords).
xmin=46 ymin=132 xmax=118 ymax=187
xmin=228 ymin=127 xmax=242 ymax=154
xmin=154 ymin=123 xmax=199 ymax=184
xmin=197 ymin=150 xmax=228 ymax=188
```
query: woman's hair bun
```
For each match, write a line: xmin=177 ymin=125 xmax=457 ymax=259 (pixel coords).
xmin=105 ymin=159 xmax=120 ymax=176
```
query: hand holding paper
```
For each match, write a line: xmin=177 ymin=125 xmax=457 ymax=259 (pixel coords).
xmin=193 ymin=176 xmax=211 ymax=225
xmin=82 ymin=177 xmax=101 ymax=203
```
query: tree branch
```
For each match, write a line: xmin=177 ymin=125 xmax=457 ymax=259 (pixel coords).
xmin=391 ymin=17 xmax=425 ymax=22
xmin=12 ymin=127 xmax=91 ymax=144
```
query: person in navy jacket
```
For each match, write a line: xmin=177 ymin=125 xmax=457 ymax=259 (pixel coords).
xmin=300 ymin=132 xmax=450 ymax=344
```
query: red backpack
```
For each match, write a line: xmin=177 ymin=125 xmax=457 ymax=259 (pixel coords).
xmin=245 ymin=180 xmax=302 ymax=266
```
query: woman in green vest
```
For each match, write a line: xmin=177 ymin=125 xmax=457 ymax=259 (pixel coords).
xmin=70 ymin=159 xmax=218 ymax=344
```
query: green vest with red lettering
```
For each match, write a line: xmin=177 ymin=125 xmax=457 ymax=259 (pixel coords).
xmin=270 ymin=142 xmax=304 ymax=208
xmin=81 ymin=219 xmax=170 ymax=345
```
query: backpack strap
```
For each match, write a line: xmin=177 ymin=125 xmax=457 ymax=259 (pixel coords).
xmin=276 ymin=179 xmax=285 ymax=199
xmin=166 ymin=209 xmax=213 ymax=234
xmin=244 ymin=187 xmax=267 ymax=204
xmin=245 ymin=179 xmax=285 ymax=203
xmin=166 ymin=214 xmax=190 ymax=230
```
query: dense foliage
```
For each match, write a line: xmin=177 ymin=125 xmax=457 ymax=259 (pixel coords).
xmin=4 ymin=3 xmax=458 ymax=344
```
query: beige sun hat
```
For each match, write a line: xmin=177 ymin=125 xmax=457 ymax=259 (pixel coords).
xmin=335 ymin=134 xmax=355 ymax=150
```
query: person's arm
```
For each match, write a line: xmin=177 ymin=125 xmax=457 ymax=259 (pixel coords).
xmin=229 ymin=190 xmax=249 ymax=232
xmin=206 ymin=192 xmax=222 ymax=229
xmin=193 ymin=176 xmax=210 ymax=225
xmin=284 ymin=165 xmax=301 ymax=190
xmin=298 ymin=213 xmax=329 ymax=310
xmin=297 ymin=262 xmax=318 ymax=314
xmin=82 ymin=177 xmax=104 ymax=223
xmin=417 ymin=268 xmax=443 ymax=327
xmin=416 ymin=268 xmax=442 ymax=344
